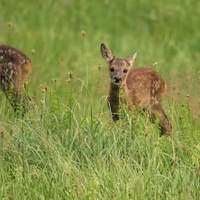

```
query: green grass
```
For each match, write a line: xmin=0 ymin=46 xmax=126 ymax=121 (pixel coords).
xmin=0 ymin=0 xmax=200 ymax=199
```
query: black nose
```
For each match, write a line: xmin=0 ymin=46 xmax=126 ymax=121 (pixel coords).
xmin=113 ymin=77 xmax=122 ymax=83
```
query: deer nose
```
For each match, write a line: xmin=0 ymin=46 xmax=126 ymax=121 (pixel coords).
xmin=113 ymin=77 xmax=122 ymax=83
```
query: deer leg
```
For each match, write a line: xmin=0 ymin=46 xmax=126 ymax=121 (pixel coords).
xmin=112 ymin=113 xmax=119 ymax=121
xmin=107 ymin=97 xmax=120 ymax=122
xmin=12 ymin=88 xmax=21 ymax=112
xmin=149 ymin=102 xmax=172 ymax=136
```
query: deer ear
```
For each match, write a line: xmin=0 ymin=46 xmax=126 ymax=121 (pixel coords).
xmin=100 ymin=43 xmax=115 ymax=63
xmin=126 ymin=52 xmax=138 ymax=66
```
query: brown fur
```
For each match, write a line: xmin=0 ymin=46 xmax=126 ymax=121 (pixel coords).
xmin=0 ymin=45 xmax=32 ymax=111
xmin=101 ymin=43 xmax=172 ymax=135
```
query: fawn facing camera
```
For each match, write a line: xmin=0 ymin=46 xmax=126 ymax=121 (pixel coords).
xmin=100 ymin=43 xmax=172 ymax=136
xmin=0 ymin=45 xmax=34 ymax=113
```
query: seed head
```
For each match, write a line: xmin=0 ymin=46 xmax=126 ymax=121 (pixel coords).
xmin=67 ymin=78 xmax=71 ymax=83
xmin=110 ymin=158 xmax=115 ymax=165
xmin=68 ymin=71 xmax=73 ymax=78
xmin=178 ymin=188 xmax=182 ymax=195
xmin=21 ymin=126 xmax=24 ymax=132
xmin=31 ymin=172 xmax=37 ymax=179
xmin=174 ymin=156 xmax=178 ymax=165
xmin=153 ymin=60 xmax=158 ymax=67
xmin=65 ymin=171 xmax=70 ymax=176
xmin=18 ymin=140 xmax=23 ymax=149
xmin=196 ymin=165 xmax=200 ymax=177
xmin=31 ymin=49 xmax=35 ymax=54
xmin=81 ymin=30 xmax=86 ymax=36
xmin=0 ymin=131 xmax=3 ymax=137
xmin=4 ymin=147 xmax=8 ymax=152
xmin=7 ymin=21 xmax=12 ymax=27
xmin=173 ymin=85 xmax=177 ymax=90
xmin=154 ymin=142 xmax=158 ymax=147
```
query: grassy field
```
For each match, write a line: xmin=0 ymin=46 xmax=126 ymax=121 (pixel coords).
xmin=0 ymin=0 xmax=200 ymax=199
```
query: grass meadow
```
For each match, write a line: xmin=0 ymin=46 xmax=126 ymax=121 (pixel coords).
xmin=0 ymin=0 xmax=200 ymax=199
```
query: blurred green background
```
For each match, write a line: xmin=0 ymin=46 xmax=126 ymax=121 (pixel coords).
xmin=0 ymin=0 xmax=200 ymax=114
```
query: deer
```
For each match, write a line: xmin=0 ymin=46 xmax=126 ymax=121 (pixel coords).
xmin=0 ymin=45 xmax=34 ymax=113
xmin=100 ymin=43 xmax=172 ymax=136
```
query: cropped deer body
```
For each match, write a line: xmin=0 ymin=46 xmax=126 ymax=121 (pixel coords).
xmin=0 ymin=45 xmax=32 ymax=111
xmin=100 ymin=43 xmax=172 ymax=135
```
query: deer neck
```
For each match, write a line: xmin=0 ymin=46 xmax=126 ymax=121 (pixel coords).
xmin=109 ymin=82 xmax=120 ymax=101
xmin=109 ymin=81 xmax=127 ymax=102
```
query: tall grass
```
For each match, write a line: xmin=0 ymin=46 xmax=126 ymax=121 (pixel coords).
xmin=0 ymin=0 xmax=200 ymax=199
xmin=0 ymin=87 xmax=200 ymax=199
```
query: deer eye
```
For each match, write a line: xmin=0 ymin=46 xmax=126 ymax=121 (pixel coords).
xmin=123 ymin=69 xmax=128 ymax=73
xmin=110 ymin=67 xmax=115 ymax=72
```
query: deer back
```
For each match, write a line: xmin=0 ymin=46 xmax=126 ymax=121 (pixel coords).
xmin=126 ymin=67 xmax=167 ymax=109
xmin=0 ymin=45 xmax=32 ymax=98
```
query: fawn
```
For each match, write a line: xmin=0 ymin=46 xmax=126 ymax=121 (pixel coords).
xmin=0 ymin=45 xmax=33 ymax=112
xmin=100 ymin=43 xmax=172 ymax=135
